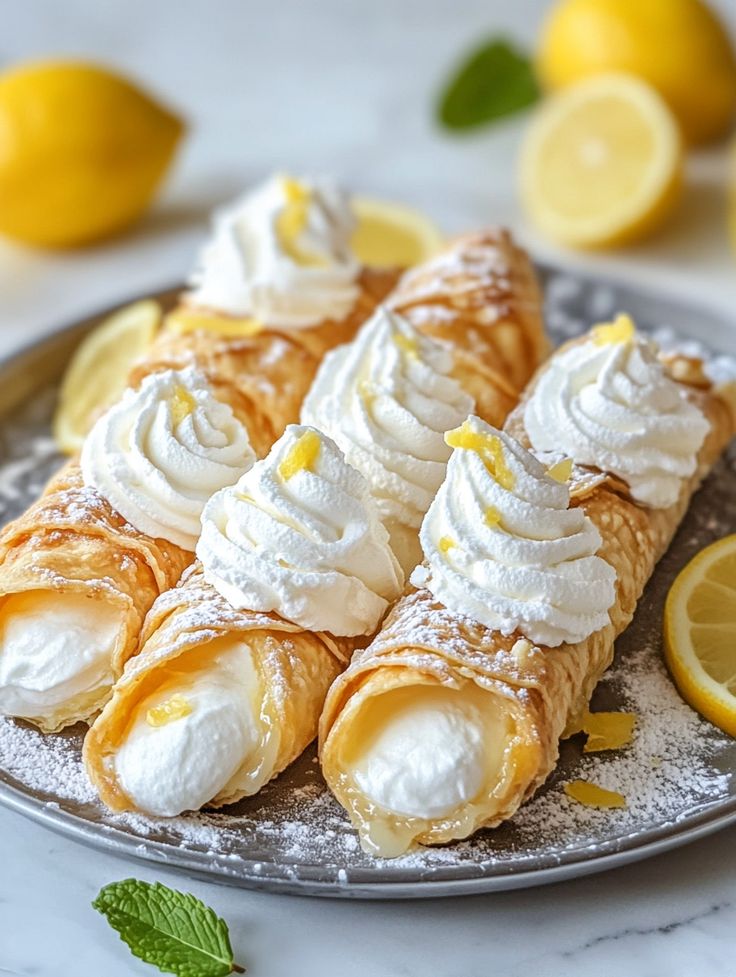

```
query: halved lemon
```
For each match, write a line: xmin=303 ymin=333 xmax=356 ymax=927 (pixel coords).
xmin=350 ymin=197 xmax=444 ymax=268
xmin=53 ymin=299 xmax=161 ymax=454
xmin=664 ymin=534 xmax=736 ymax=736
xmin=519 ymin=73 xmax=683 ymax=249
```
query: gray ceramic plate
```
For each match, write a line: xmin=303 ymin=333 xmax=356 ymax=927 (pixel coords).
xmin=0 ymin=265 xmax=735 ymax=899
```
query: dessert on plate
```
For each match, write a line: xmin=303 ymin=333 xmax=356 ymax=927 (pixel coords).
xmin=319 ymin=318 xmax=735 ymax=856
xmin=0 ymin=172 xmax=394 ymax=733
xmin=83 ymin=425 xmax=402 ymax=816
xmin=302 ymin=232 xmax=548 ymax=574
xmin=0 ymin=369 xmax=255 ymax=732
xmin=132 ymin=174 xmax=399 ymax=456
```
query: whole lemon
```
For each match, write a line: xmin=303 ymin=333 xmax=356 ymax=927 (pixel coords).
xmin=0 ymin=60 xmax=184 ymax=248
xmin=538 ymin=0 xmax=736 ymax=145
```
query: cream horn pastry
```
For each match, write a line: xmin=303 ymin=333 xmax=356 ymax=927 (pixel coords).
xmin=84 ymin=425 xmax=403 ymax=816
xmin=131 ymin=174 xmax=399 ymax=457
xmin=0 ymin=369 xmax=255 ymax=732
xmin=301 ymin=231 xmax=548 ymax=575
xmin=301 ymin=306 xmax=474 ymax=575
xmin=388 ymin=229 xmax=549 ymax=429
xmin=319 ymin=320 xmax=734 ymax=857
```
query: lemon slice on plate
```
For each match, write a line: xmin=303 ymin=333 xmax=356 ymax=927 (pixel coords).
xmin=53 ymin=299 xmax=161 ymax=454
xmin=664 ymin=534 xmax=736 ymax=736
xmin=519 ymin=73 xmax=683 ymax=249
xmin=350 ymin=197 xmax=444 ymax=268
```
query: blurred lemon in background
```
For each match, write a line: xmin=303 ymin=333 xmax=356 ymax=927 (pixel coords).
xmin=350 ymin=197 xmax=444 ymax=268
xmin=520 ymin=73 xmax=683 ymax=248
xmin=0 ymin=60 xmax=184 ymax=248
xmin=538 ymin=0 xmax=736 ymax=146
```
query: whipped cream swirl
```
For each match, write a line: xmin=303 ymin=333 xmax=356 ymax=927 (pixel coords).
xmin=411 ymin=417 xmax=616 ymax=647
xmin=82 ymin=369 xmax=255 ymax=550
xmin=186 ymin=173 xmax=360 ymax=328
xmin=524 ymin=317 xmax=710 ymax=508
xmin=301 ymin=306 xmax=473 ymax=572
xmin=197 ymin=425 xmax=403 ymax=635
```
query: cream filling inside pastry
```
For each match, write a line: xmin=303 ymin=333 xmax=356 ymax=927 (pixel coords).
xmin=0 ymin=591 xmax=121 ymax=717
xmin=335 ymin=682 xmax=509 ymax=855
xmin=351 ymin=685 xmax=505 ymax=819
xmin=115 ymin=638 xmax=275 ymax=817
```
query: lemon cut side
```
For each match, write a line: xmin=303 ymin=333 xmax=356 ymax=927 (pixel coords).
xmin=350 ymin=197 xmax=444 ymax=269
xmin=53 ymin=299 xmax=161 ymax=454
xmin=520 ymin=73 xmax=683 ymax=249
xmin=664 ymin=534 xmax=736 ymax=737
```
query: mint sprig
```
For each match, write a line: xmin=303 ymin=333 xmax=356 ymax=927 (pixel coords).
xmin=438 ymin=37 xmax=539 ymax=131
xmin=93 ymin=879 xmax=244 ymax=977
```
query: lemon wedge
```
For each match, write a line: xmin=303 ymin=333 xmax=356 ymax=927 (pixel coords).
xmin=350 ymin=197 xmax=443 ymax=268
xmin=664 ymin=534 xmax=736 ymax=736
xmin=519 ymin=73 xmax=683 ymax=249
xmin=53 ymin=299 xmax=161 ymax=454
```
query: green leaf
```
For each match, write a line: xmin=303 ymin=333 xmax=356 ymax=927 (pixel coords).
xmin=93 ymin=879 xmax=244 ymax=977
xmin=438 ymin=38 xmax=539 ymax=131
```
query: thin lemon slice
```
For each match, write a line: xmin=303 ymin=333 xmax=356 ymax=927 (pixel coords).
xmin=664 ymin=534 xmax=736 ymax=736
xmin=350 ymin=197 xmax=444 ymax=268
xmin=519 ymin=73 xmax=683 ymax=249
xmin=53 ymin=299 xmax=161 ymax=454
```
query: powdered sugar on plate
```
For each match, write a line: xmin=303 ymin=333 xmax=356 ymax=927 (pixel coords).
xmin=0 ymin=271 xmax=734 ymax=892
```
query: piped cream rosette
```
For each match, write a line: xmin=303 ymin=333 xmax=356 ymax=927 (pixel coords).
xmin=301 ymin=306 xmax=474 ymax=575
xmin=0 ymin=369 xmax=254 ymax=732
xmin=523 ymin=315 xmax=710 ymax=508
xmin=84 ymin=425 xmax=403 ymax=816
xmin=137 ymin=174 xmax=400 ymax=457
xmin=320 ymin=320 xmax=735 ymax=857
xmin=320 ymin=418 xmax=616 ymax=855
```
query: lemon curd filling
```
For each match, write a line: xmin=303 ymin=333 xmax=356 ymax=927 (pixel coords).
xmin=592 ymin=313 xmax=636 ymax=346
xmin=438 ymin=536 xmax=455 ymax=553
xmin=546 ymin=457 xmax=573 ymax=483
xmin=276 ymin=177 xmax=329 ymax=268
xmin=445 ymin=421 xmax=515 ymax=490
xmin=484 ymin=505 xmax=502 ymax=528
xmin=278 ymin=430 xmax=322 ymax=481
xmin=146 ymin=693 xmax=193 ymax=727
xmin=169 ymin=386 xmax=197 ymax=426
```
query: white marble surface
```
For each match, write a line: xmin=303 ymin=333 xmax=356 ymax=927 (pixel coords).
xmin=0 ymin=1 xmax=735 ymax=974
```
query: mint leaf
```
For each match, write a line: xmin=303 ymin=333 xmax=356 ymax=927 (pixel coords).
xmin=93 ymin=879 xmax=244 ymax=977
xmin=438 ymin=38 xmax=539 ymax=131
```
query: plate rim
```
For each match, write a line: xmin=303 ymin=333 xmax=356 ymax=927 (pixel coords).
xmin=0 ymin=263 xmax=734 ymax=899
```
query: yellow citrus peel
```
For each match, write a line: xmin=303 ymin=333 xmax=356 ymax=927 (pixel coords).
xmin=276 ymin=177 xmax=327 ymax=267
xmin=445 ymin=421 xmax=515 ymax=490
xmin=146 ymin=694 xmax=192 ymax=728
xmin=438 ymin=536 xmax=456 ymax=554
xmin=581 ymin=710 xmax=636 ymax=753
xmin=564 ymin=780 xmax=626 ymax=809
xmin=169 ymin=386 xmax=197 ymax=426
xmin=546 ymin=458 xmax=573 ymax=483
xmin=592 ymin=313 xmax=636 ymax=347
xmin=393 ymin=332 xmax=419 ymax=360
xmin=279 ymin=430 xmax=321 ymax=481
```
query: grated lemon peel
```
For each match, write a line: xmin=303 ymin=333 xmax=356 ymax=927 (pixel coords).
xmin=146 ymin=694 xmax=192 ymax=728
xmin=279 ymin=430 xmax=321 ymax=481
xmin=564 ymin=780 xmax=626 ymax=809
xmin=446 ymin=420 xmax=515 ymax=490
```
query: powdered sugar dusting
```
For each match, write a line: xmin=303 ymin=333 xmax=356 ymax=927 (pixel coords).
xmin=0 ymin=271 xmax=734 ymax=891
